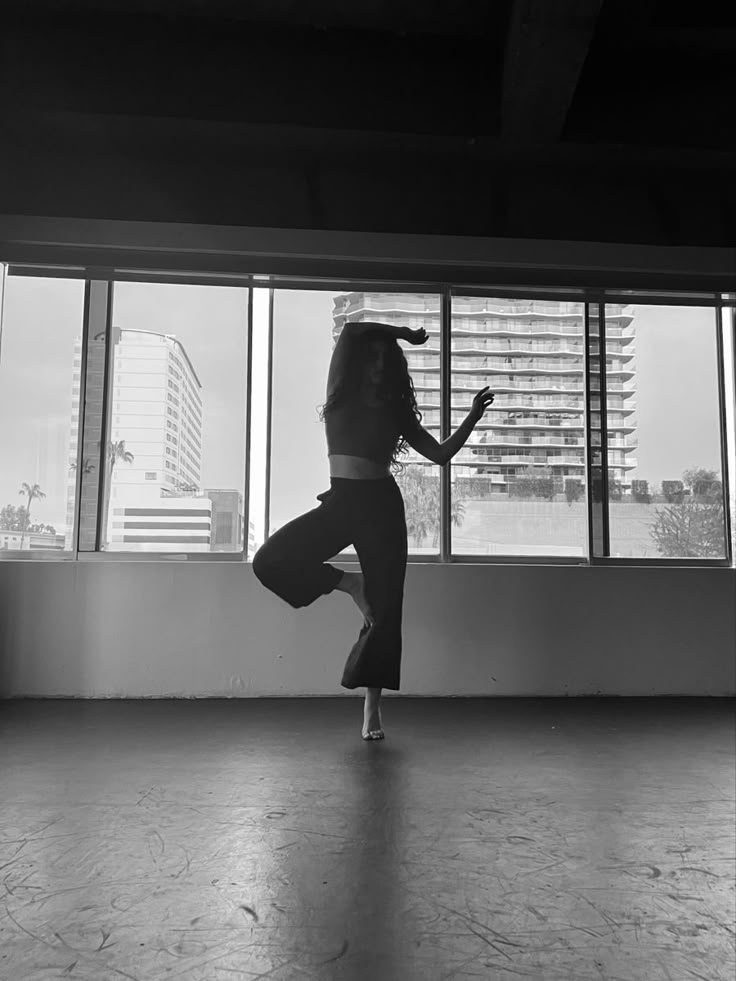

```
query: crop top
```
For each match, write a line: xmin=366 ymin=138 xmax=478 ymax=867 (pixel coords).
xmin=323 ymin=321 xmax=422 ymax=465
xmin=325 ymin=394 xmax=420 ymax=465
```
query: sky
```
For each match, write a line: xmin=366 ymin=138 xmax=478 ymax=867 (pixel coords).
xmin=0 ymin=272 xmax=732 ymax=543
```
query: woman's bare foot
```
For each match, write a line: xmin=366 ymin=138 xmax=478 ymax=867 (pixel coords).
xmin=337 ymin=571 xmax=375 ymax=628
xmin=362 ymin=687 xmax=384 ymax=740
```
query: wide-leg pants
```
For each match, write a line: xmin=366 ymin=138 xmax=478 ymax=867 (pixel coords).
xmin=252 ymin=476 xmax=408 ymax=690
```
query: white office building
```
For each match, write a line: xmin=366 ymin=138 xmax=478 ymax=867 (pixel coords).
xmin=66 ymin=328 xmax=212 ymax=552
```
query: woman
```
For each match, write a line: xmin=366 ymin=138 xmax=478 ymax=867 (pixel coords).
xmin=252 ymin=319 xmax=495 ymax=740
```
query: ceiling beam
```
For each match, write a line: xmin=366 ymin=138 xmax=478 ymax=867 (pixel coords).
xmin=501 ymin=0 xmax=605 ymax=144
xmin=3 ymin=110 xmax=735 ymax=176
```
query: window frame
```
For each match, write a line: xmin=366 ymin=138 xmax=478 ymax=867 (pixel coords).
xmin=0 ymin=214 xmax=733 ymax=568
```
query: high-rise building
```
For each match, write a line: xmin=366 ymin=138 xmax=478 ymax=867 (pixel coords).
xmin=66 ymin=327 xmax=212 ymax=551
xmin=109 ymin=327 xmax=203 ymax=496
xmin=332 ymin=294 xmax=637 ymax=495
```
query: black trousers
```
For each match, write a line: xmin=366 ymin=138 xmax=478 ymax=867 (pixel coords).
xmin=252 ymin=476 xmax=408 ymax=690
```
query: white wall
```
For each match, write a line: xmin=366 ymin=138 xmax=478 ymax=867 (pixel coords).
xmin=1 ymin=561 xmax=734 ymax=697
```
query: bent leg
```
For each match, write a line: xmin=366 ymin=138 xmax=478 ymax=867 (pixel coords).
xmin=252 ymin=492 xmax=351 ymax=608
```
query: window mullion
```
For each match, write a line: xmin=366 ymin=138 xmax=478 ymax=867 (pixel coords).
xmin=242 ymin=288 xmax=254 ymax=559
xmin=70 ymin=281 xmax=92 ymax=557
xmin=599 ymin=302 xmax=611 ymax=556
xmin=715 ymin=306 xmax=734 ymax=565
xmin=264 ymin=288 xmax=274 ymax=543
xmin=76 ymin=279 xmax=112 ymax=552
xmin=441 ymin=287 xmax=451 ymax=562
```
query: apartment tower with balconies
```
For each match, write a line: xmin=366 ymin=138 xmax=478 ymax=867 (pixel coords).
xmin=331 ymin=294 xmax=637 ymax=496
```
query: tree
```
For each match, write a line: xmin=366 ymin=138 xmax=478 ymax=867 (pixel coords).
xmin=682 ymin=467 xmax=721 ymax=502
xmin=18 ymin=482 xmax=46 ymax=550
xmin=0 ymin=504 xmax=29 ymax=532
xmin=69 ymin=457 xmax=96 ymax=475
xmin=510 ymin=466 xmax=556 ymax=501
xmin=99 ymin=440 xmax=135 ymax=547
xmin=649 ymin=467 xmax=724 ymax=557
xmin=631 ymin=479 xmax=651 ymax=504
xmin=108 ymin=440 xmax=135 ymax=472
xmin=565 ymin=479 xmax=584 ymax=506
xmin=29 ymin=522 xmax=57 ymax=535
xmin=396 ymin=466 xmax=433 ymax=547
xmin=395 ymin=465 xmax=466 ymax=549
xmin=662 ymin=480 xmax=685 ymax=504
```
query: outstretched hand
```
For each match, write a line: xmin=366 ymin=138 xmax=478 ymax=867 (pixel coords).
xmin=470 ymin=386 xmax=495 ymax=421
xmin=406 ymin=327 xmax=429 ymax=345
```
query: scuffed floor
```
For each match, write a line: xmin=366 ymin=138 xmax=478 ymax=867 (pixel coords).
xmin=0 ymin=697 xmax=733 ymax=980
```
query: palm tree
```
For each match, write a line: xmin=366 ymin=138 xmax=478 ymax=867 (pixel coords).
xmin=431 ymin=497 xmax=466 ymax=549
xmin=100 ymin=440 xmax=135 ymax=547
xmin=18 ymin=482 xmax=46 ymax=550
xmin=69 ymin=457 xmax=96 ymax=475
xmin=108 ymin=440 xmax=134 ymax=470
xmin=397 ymin=465 xmax=467 ymax=550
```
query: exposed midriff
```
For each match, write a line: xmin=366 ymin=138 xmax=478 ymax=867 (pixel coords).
xmin=328 ymin=454 xmax=390 ymax=479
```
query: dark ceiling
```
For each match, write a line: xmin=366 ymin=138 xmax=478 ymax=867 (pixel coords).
xmin=1 ymin=0 xmax=735 ymax=246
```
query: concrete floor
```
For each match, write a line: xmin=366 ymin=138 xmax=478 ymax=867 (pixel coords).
xmin=0 ymin=697 xmax=734 ymax=981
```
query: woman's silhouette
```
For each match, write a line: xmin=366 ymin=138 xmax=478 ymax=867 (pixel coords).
xmin=252 ymin=320 xmax=495 ymax=740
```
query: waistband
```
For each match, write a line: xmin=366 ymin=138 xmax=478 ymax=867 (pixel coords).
xmin=329 ymin=475 xmax=395 ymax=487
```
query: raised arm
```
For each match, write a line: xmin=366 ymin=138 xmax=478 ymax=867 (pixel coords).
xmin=326 ymin=320 xmax=414 ymax=400
xmin=350 ymin=320 xmax=412 ymax=341
xmin=399 ymin=387 xmax=495 ymax=466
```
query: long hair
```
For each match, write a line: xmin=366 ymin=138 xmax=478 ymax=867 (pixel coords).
xmin=317 ymin=326 xmax=423 ymax=477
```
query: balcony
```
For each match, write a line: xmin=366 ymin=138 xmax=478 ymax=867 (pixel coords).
xmin=466 ymin=435 xmax=636 ymax=450
xmin=485 ymin=417 xmax=582 ymax=428
xmin=474 ymin=436 xmax=585 ymax=448
xmin=451 ymin=340 xmax=587 ymax=355
xmin=342 ymin=299 xmax=441 ymax=315
xmin=396 ymin=319 xmax=635 ymax=338
xmin=452 ymin=302 xmax=583 ymax=316
xmin=468 ymin=396 xmax=583 ymax=408
xmin=448 ymin=357 xmax=586 ymax=372
xmin=452 ymin=320 xmax=584 ymax=335
xmin=449 ymin=378 xmax=586 ymax=392
xmin=454 ymin=452 xmax=587 ymax=466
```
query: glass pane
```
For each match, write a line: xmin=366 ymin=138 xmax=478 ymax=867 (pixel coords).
xmin=0 ymin=272 xmax=85 ymax=553
xmin=605 ymin=304 xmax=728 ymax=559
xmin=268 ymin=289 xmax=333 ymax=544
xmin=268 ymin=289 xmax=441 ymax=556
xmin=450 ymin=295 xmax=588 ymax=557
xmin=100 ymin=282 xmax=249 ymax=552
xmin=398 ymin=462 xmax=442 ymax=553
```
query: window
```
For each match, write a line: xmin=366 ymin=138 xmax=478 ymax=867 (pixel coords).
xmin=450 ymin=295 xmax=588 ymax=557
xmin=97 ymin=282 xmax=249 ymax=553
xmin=0 ymin=273 xmax=85 ymax=553
xmin=1 ymin=262 xmax=732 ymax=568
xmin=600 ymin=304 xmax=728 ymax=559
xmin=265 ymin=288 xmax=442 ymax=556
